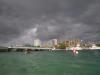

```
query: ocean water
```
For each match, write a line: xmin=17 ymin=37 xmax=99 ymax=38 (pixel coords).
xmin=0 ymin=50 xmax=100 ymax=75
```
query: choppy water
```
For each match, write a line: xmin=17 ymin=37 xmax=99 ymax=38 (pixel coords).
xmin=0 ymin=50 xmax=100 ymax=75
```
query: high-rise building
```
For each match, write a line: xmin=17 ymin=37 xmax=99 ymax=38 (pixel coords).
xmin=33 ymin=39 xmax=41 ymax=47
xmin=52 ymin=39 xmax=58 ymax=46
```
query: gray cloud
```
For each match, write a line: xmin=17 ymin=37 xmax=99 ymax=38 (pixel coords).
xmin=0 ymin=0 xmax=100 ymax=45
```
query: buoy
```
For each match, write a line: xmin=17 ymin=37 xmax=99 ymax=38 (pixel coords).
xmin=75 ymin=51 xmax=78 ymax=54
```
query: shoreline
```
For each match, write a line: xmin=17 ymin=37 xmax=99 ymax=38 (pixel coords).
xmin=0 ymin=48 xmax=100 ymax=52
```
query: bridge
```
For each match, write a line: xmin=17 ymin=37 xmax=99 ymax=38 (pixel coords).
xmin=7 ymin=46 xmax=53 ymax=51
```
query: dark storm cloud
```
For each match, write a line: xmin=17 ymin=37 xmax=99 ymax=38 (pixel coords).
xmin=0 ymin=0 xmax=100 ymax=45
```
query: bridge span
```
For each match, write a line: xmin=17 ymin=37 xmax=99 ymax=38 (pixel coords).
xmin=8 ymin=46 xmax=53 ymax=51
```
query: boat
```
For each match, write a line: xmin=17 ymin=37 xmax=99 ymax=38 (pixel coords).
xmin=90 ymin=44 xmax=100 ymax=50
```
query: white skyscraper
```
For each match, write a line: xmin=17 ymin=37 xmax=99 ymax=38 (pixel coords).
xmin=52 ymin=39 xmax=58 ymax=45
xmin=34 ymin=39 xmax=41 ymax=47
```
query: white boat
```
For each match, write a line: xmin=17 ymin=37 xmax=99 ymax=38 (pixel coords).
xmin=52 ymin=47 xmax=56 ymax=50
xmin=90 ymin=44 xmax=100 ymax=50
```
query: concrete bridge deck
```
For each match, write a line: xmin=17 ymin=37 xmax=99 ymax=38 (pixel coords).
xmin=8 ymin=46 xmax=53 ymax=51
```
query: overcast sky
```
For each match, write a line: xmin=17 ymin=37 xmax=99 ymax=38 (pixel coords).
xmin=0 ymin=0 xmax=100 ymax=45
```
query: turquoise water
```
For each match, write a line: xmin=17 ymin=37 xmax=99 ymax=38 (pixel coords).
xmin=0 ymin=50 xmax=100 ymax=75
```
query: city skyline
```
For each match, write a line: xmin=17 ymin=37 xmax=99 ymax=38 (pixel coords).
xmin=0 ymin=0 xmax=100 ymax=46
